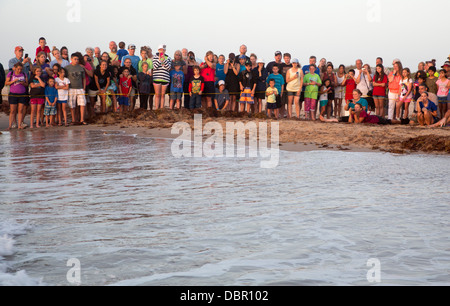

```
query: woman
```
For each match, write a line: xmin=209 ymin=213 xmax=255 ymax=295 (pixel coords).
xmin=89 ymin=60 xmax=111 ymax=113
xmin=416 ymin=92 xmax=438 ymax=126
xmin=85 ymin=47 xmax=98 ymax=68
xmin=372 ymin=64 xmax=388 ymax=117
xmin=285 ymin=58 xmax=303 ymax=118
xmin=60 ymin=46 xmax=69 ymax=61
xmin=387 ymin=61 xmax=403 ymax=120
xmin=397 ymin=68 xmax=413 ymax=120
xmin=152 ymin=45 xmax=172 ymax=109
xmin=362 ymin=64 xmax=374 ymax=112
xmin=173 ymin=50 xmax=187 ymax=75
xmin=335 ymin=64 xmax=346 ymax=118
xmin=250 ymin=53 xmax=258 ymax=70
xmin=5 ymin=62 xmax=28 ymax=130
xmin=183 ymin=51 xmax=197 ymax=109
xmin=321 ymin=63 xmax=337 ymax=118
xmin=200 ymin=51 xmax=216 ymax=108
xmin=50 ymin=48 xmax=70 ymax=68
xmin=252 ymin=58 xmax=268 ymax=114
xmin=224 ymin=53 xmax=240 ymax=111
xmin=344 ymin=89 xmax=369 ymax=113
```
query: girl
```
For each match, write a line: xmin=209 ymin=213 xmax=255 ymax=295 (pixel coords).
xmin=285 ymin=58 xmax=303 ymax=118
xmin=224 ymin=53 xmax=240 ymax=112
xmin=341 ymin=69 xmax=357 ymax=108
xmin=55 ymin=67 xmax=70 ymax=126
xmin=303 ymin=64 xmax=322 ymax=121
xmin=397 ymin=68 xmax=413 ymax=120
xmin=321 ymin=63 xmax=336 ymax=118
xmin=152 ymin=45 xmax=172 ymax=110
xmin=388 ymin=61 xmax=403 ymax=120
xmin=183 ymin=51 xmax=198 ymax=109
xmin=138 ymin=62 xmax=152 ymax=110
xmin=252 ymin=58 xmax=268 ymax=114
xmin=436 ymin=69 xmax=450 ymax=118
xmin=91 ymin=60 xmax=111 ymax=113
xmin=5 ymin=62 xmax=28 ymax=130
xmin=417 ymin=92 xmax=438 ymax=126
xmin=29 ymin=67 xmax=46 ymax=128
xmin=334 ymin=65 xmax=346 ymax=118
xmin=200 ymin=51 xmax=216 ymax=109
xmin=319 ymin=79 xmax=332 ymax=119
xmin=34 ymin=51 xmax=51 ymax=83
xmin=372 ymin=64 xmax=388 ymax=117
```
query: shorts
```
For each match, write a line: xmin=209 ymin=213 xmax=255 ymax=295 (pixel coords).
xmin=118 ymin=96 xmax=129 ymax=106
xmin=8 ymin=93 xmax=28 ymax=105
xmin=30 ymin=98 xmax=45 ymax=105
xmin=88 ymin=89 xmax=99 ymax=97
xmin=68 ymin=89 xmax=86 ymax=108
xmin=239 ymin=87 xmax=254 ymax=104
xmin=319 ymin=100 xmax=328 ymax=107
xmin=275 ymin=95 xmax=282 ymax=108
xmin=202 ymin=81 xmax=216 ymax=97
xmin=287 ymin=91 xmax=300 ymax=97
xmin=335 ymin=86 xmax=345 ymax=99
xmin=44 ymin=104 xmax=57 ymax=116
xmin=153 ymin=80 xmax=169 ymax=86
xmin=170 ymin=92 xmax=183 ymax=100
xmin=399 ymin=96 xmax=412 ymax=103
xmin=57 ymin=100 xmax=67 ymax=104
xmin=438 ymin=96 xmax=448 ymax=104
xmin=373 ymin=95 xmax=386 ymax=99
xmin=266 ymin=102 xmax=278 ymax=110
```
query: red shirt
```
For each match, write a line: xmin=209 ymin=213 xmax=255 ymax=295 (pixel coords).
xmin=119 ymin=77 xmax=132 ymax=96
xmin=345 ymin=78 xmax=356 ymax=100
xmin=36 ymin=46 xmax=51 ymax=56
xmin=200 ymin=63 xmax=215 ymax=82
xmin=373 ymin=74 xmax=388 ymax=97
xmin=359 ymin=110 xmax=379 ymax=124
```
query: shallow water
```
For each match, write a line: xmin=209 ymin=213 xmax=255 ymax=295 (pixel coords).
xmin=0 ymin=129 xmax=449 ymax=286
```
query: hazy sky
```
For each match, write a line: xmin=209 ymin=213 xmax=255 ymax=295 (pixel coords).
xmin=1 ymin=0 xmax=449 ymax=70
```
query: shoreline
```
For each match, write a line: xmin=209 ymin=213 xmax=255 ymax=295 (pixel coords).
xmin=1 ymin=108 xmax=449 ymax=155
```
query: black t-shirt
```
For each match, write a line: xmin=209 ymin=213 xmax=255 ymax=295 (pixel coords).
xmin=89 ymin=68 xmax=111 ymax=90
xmin=29 ymin=77 xmax=45 ymax=98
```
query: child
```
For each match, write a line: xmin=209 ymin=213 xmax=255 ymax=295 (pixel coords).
xmin=117 ymin=41 xmax=128 ymax=63
xmin=397 ymin=68 xmax=413 ymax=120
xmin=303 ymin=64 xmax=322 ymax=121
xmin=44 ymin=77 xmax=58 ymax=127
xmin=138 ymin=62 xmax=152 ymax=110
xmin=319 ymin=79 xmax=332 ymax=119
xmin=342 ymin=69 xmax=357 ymax=108
xmin=118 ymin=68 xmax=132 ymax=113
xmin=169 ymin=63 xmax=185 ymax=109
xmin=108 ymin=66 xmax=119 ymax=112
xmin=436 ymin=69 xmax=450 ymax=117
xmin=214 ymin=80 xmax=230 ymax=111
xmin=55 ymin=68 xmax=70 ymax=126
xmin=29 ymin=67 xmax=46 ymax=128
xmin=189 ymin=66 xmax=204 ymax=109
xmin=265 ymin=79 xmax=279 ymax=119
xmin=35 ymin=37 xmax=51 ymax=63
xmin=266 ymin=64 xmax=285 ymax=116
xmin=239 ymin=61 xmax=256 ymax=113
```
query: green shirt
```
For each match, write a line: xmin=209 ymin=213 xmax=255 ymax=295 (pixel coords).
xmin=303 ymin=73 xmax=322 ymax=99
xmin=138 ymin=59 xmax=153 ymax=73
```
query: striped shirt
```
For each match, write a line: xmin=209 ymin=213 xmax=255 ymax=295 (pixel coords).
xmin=152 ymin=53 xmax=172 ymax=83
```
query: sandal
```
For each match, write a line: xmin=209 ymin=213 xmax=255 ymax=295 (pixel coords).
xmin=81 ymin=121 xmax=88 ymax=125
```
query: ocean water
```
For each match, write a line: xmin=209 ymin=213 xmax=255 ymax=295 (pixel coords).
xmin=0 ymin=129 xmax=449 ymax=286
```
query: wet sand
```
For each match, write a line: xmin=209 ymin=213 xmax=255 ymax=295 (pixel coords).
xmin=2 ymin=102 xmax=449 ymax=154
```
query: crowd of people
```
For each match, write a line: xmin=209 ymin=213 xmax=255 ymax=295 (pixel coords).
xmin=1 ymin=37 xmax=450 ymax=130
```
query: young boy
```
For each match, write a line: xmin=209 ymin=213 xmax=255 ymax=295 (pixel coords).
xmin=169 ymin=63 xmax=185 ymax=109
xmin=266 ymin=64 xmax=285 ymax=115
xmin=44 ymin=77 xmax=58 ymax=127
xmin=239 ymin=61 xmax=256 ymax=113
xmin=303 ymin=64 xmax=322 ymax=121
xmin=189 ymin=66 xmax=204 ymax=109
xmin=35 ymin=37 xmax=51 ymax=63
xmin=117 ymin=41 xmax=129 ymax=63
xmin=214 ymin=80 xmax=230 ymax=111
xmin=119 ymin=68 xmax=132 ymax=113
xmin=266 ymin=79 xmax=279 ymax=119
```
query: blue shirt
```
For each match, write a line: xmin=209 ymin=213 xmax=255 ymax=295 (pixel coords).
xmin=266 ymin=73 xmax=285 ymax=94
xmin=170 ymin=70 xmax=185 ymax=93
xmin=117 ymin=49 xmax=129 ymax=62
xmin=215 ymin=63 xmax=226 ymax=84
xmin=45 ymin=86 xmax=58 ymax=103
xmin=348 ymin=98 xmax=369 ymax=110
xmin=121 ymin=55 xmax=140 ymax=73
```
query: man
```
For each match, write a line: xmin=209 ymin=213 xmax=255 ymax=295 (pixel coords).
xmin=94 ymin=47 xmax=101 ymax=63
xmin=238 ymin=44 xmax=249 ymax=62
xmin=442 ymin=61 xmax=450 ymax=78
xmin=121 ymin=44 xmax=140 ymax=73
xmin=119 ymin=58 xmax=138 ymax=110
xmin=266 ymin=51 xmax=283 ymax=75
xmin=181 ymin=48 xmax=189 ymax=62
xmin=354 ymin=59 xmax=372 ymax=97
xmin=65 ymin=53 xmax=87 ymax=125
xmin=108 ymin=41 xmax=120 ymax=67
xmin=9 ymin=46 xmax=31 ymax=78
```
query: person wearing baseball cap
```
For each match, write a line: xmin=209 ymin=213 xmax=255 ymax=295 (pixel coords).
xmin=214 ymin=80 xmax=230 ymax=111
xmin=266 ymin=51 xmax=283 ymax=74
xmin=253 ymin=58 xmax=268 ymax=113
xmin=9 ymin=46 xmax=31 ymax=78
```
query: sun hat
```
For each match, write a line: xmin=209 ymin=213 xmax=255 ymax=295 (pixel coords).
xmin=218 ymin=80 xmax=225 ymax=86
xmin=257 ymin=58 xmax=265 ymax=64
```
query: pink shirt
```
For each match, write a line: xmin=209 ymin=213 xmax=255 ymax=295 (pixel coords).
xmin=436 ymin=79 xmax=450 ymax=97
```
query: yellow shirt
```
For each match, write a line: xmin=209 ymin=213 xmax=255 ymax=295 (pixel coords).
xmin=266 ymin=87 xmax=278 ymax=103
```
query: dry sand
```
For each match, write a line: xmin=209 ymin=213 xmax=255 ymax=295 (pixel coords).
xmin=1 ymin=100 xmax=449 ymax=155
